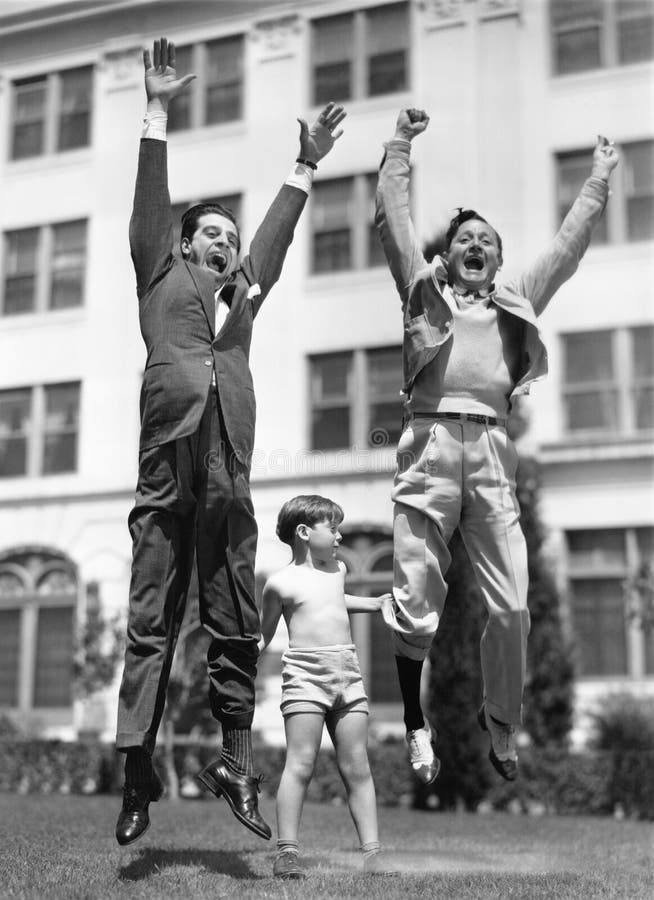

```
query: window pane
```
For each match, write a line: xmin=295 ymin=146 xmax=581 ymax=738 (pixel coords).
xmin=551 ymin=0 xmax=603 ymax=74
xmin=168 ymin=45 xmax=193 ymax=132
xmin=42 ymin=382 xmax=80 ymax=474
xmin=564 ymin=390 xmax=618 ymax=431
xmin=312 ymin=178 xmax=353 ymax=273
xmin=556 ymin=152 xmax=608 ymax=243
xmin=0 ymin=609 xmax=20 ymax=706
xmin=563 ymin=331 xmax=613 ymax=384
xmin=311 ymin=352 xmax=351 ymax=400
xmin=617 ymin=0 xmax=654 ymax=64
xmin=33 ymin=606 xmax=74 ymax=707
xmin=58 ymin=66 xmax=92 ymax=151
xmin=50 ymin=220 xmax=86 ymax=309
xmin=368 ymin=346 xmax=403 ymax=396
xmin=366 ymin=3 xmax=409 ymax=96
xmin=12 ymin=78 xmax=46 ymax=159
xmin=567 ymin=529 xmax=627 ymax=572
xmin=3 ymin=228 xmax=39 ymax=315
xmin=624 ymin=141 xmax=654 ymax=241
xmin=205 ymin=36 xmax=243 ymax=124
xmin=0 ymin=388 xmax=31 ymax=477
xmin=570 ymin=579 xmax=628 ymax=675
xmin=311 ymin=407 xmax=350 ymax=450
xmin=312 ymin=14 xmax=353 ymax=104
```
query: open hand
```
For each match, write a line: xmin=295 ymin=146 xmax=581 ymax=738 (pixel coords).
xmin=297 ymin=101 xmax=347 ymax=165
xmin=394 ymin=107 xmax=429 ymax=141
xmin=592 ymin=135 xmax=619 ymax=181
xmin=143 ymin=37 xmax=196 ymax=111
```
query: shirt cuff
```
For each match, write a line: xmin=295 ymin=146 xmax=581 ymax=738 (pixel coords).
xmin=285 ymin=162 xmax=315 ymax=194
xmin=142 ymin=109 xmax=168 ymax=141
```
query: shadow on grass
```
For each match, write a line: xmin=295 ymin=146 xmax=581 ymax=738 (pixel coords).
xmin=118 ymin=847 xmax=259 ymax=881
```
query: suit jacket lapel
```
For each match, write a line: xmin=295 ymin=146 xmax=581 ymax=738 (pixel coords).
xmin=185 ymin=262 xmax=216 ymax=338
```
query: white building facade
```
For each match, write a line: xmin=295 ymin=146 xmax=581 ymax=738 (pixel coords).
xmin=0 ymin=0 xmax=652 ymax=744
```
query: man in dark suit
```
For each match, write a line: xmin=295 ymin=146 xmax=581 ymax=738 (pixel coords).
xmin=115 ymin=37 xmax=346 ymax=846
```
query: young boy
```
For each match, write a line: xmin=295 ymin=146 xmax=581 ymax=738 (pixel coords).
xmin=259 ymin=495 xmax=394 ymax=879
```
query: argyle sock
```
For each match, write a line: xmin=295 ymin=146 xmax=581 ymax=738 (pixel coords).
xmin=221 ymin=727 xmax=254 ymax=776
xmin=124 ymin=748 xmax=152 ymax=785
xmin=395 ymin=656 xmax=425 ymax=732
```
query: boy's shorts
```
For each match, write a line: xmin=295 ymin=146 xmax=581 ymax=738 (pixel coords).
xmin=280 ymin=644 xmax=369 ymax=718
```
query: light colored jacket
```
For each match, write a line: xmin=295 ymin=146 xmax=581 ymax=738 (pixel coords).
xmin=375 ymin=140 xmax=609 ymax=399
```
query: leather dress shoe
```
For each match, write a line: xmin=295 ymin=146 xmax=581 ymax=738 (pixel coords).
xmin=478 ymin=704 xmax=518 ymax=782
xmin=196 ymin=758 xmax=271 ymax=840
xmin=115 ymin=769 xmax=164 ymax=846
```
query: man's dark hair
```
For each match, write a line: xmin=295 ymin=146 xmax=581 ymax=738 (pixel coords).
xmin=445 ymin=207 xmax=503 ymax=257
xmin=180 ymin=202 xmax=241 ymax=253
xmin=276 ymin=494 xmax=344 ymax=547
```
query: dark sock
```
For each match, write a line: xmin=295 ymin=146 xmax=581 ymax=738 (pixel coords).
xmin=124 ymin=748 xmax=152 ymax=785
xmin=395 ymin=656 xmax=425 ymax=732
xmin=221 ymin=727 xmax=253 ymax=776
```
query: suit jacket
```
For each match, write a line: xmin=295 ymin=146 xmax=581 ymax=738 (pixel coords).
xmin=375 ymin=140 xmax=609 ymax=400
xmin=130 ymin=139 xmax=306 ymax=464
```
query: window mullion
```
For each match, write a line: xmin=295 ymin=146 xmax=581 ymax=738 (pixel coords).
xmin=38 ymin=224 xmax=52 ymax=312
xmin=351 ymin=348 xmax=368 ymax=448
xmin=192 ymin=43 xmax=205 ymax=128
xmin=354 ymin=9 xmax=366 ymax=100
xmin=30 ymin=384 xmax=45 ymax=477
xmin=46 ymin=72 xmax=60 ymax=155
xmin=18 ymin=601 xmax=37 ymax=714
xmin=615 ymin=328 xmax=632 ymax=434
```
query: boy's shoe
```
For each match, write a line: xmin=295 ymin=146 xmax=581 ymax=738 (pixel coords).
xmin=406 ymin=723 xmax=440 ymax=784
xmin=477 ymin=704 xmax=518 ymax=782
xmin=115 ymin=768 xmax=164 ymax=846
xmin=363 ymin=852 xmax=399 ymax=876
xmin=273 ymin=851 xmax=306 ymax=880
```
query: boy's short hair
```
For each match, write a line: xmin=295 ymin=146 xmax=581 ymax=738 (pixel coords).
xmin=276 ymin=494 xmax=344 ymax=547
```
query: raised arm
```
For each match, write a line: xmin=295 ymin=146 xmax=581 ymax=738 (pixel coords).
xmin=375 ymin=108 xmax=430 ymax=309
xmin=345 ymin=592 xmax=393 ymax=614
xmin=129 ymin=38 xmax=196 ymax=298
xmin=512 ymin=135 xmax=619 ymax=317
xmin=258 ymin=580 xmax=284 ymax=654
xmin=242 ymin=102 xmax=346 ymax=315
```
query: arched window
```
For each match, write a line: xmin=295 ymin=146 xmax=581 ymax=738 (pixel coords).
xmin=339 ymin=529 xmax=401 ymax=705
xmin=0 ymin=547 xmax=78 ymax=715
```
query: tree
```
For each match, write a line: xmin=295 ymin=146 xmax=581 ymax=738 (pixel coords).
xmin=73 ymin=581 xmax=124 ymax=699
xmin=519 ymin=457 xmax=575 ymax=749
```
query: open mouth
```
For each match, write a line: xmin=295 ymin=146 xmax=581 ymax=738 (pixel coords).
xmin=464 ymin=257 xmax=484 ymax=271
xmin=207 ymin=250 xmax=228 ymax=273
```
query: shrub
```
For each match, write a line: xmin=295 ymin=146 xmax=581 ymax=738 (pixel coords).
xmin=589 ymin=693 xmax=654 ymax=821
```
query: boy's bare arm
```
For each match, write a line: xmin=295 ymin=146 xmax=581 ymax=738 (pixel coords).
xmin=258 ymin=581 xmax=284 ymax=653
xmin=345 ymin=592 xmax=393 ymax=613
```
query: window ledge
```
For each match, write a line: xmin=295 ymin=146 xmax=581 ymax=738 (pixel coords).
xmin=307 ymin=90 xmax=411 ymax=121
xmin=538 ymin=434 xmax=654 ymax=464
xmin=168 ymin=119 xmax=247 ymax=147
xmin=5 ymin=146 xmax=92 ymax=173
xmin=0 ymin=307 xmax=85 ymax=329
xmin=249 ymin=444 xmax=397 ymax=484
xmin=305 ymin=265 xmax=390 ymax=293
xmin=551 ymin=59 xmax=653 ymax=87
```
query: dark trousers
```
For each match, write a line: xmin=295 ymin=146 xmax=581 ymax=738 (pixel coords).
xmin=116 ymin=390 xmax=259 ymax=754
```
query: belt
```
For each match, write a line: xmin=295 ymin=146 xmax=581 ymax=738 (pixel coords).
xmin=411 ymin=411 xmax=507 ymax=427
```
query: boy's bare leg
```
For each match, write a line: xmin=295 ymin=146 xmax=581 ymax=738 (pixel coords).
xmin=276 ymin=711 xmax=325 ymax=844
xmin=328 ymin=710 xmax=378 ymax=847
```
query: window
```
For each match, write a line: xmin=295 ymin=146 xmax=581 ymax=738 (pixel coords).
xmin=167 ymin=36 xmax=244 ymax=132
xmin=171 ymin=194 xmax=242 ymax=257
xmin=311 ymin=3 xmax=409 ymax=104
xmin=0 ymin=382 xmax=81 ymax=478
xmin=1 ymin=220 xmax=87 ymax=315
xmin=311 ymin=173 xmax=383 ymax=273
xmin=551 ymin=0 xmax=654 ymax=74
xmin=556 ymin=141 xmax=654 ymax=244
xmin=309 ymin=347 xmax=403 ymax=451
xmin=566 ymin=527 xmax=654 ymax=676
xmin=10 ymin=66 xmax=92 ymax=160
xmin=340 ymin=533 xmax=401 ymax=704
xmin=0 ymin=550 xmax=77 ymax=714
xmin=561 ymin=326 xmax=654 ymax=436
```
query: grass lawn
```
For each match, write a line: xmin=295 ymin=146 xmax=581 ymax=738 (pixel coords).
xmin=0 ymin=794 xmax=652 ymax=899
